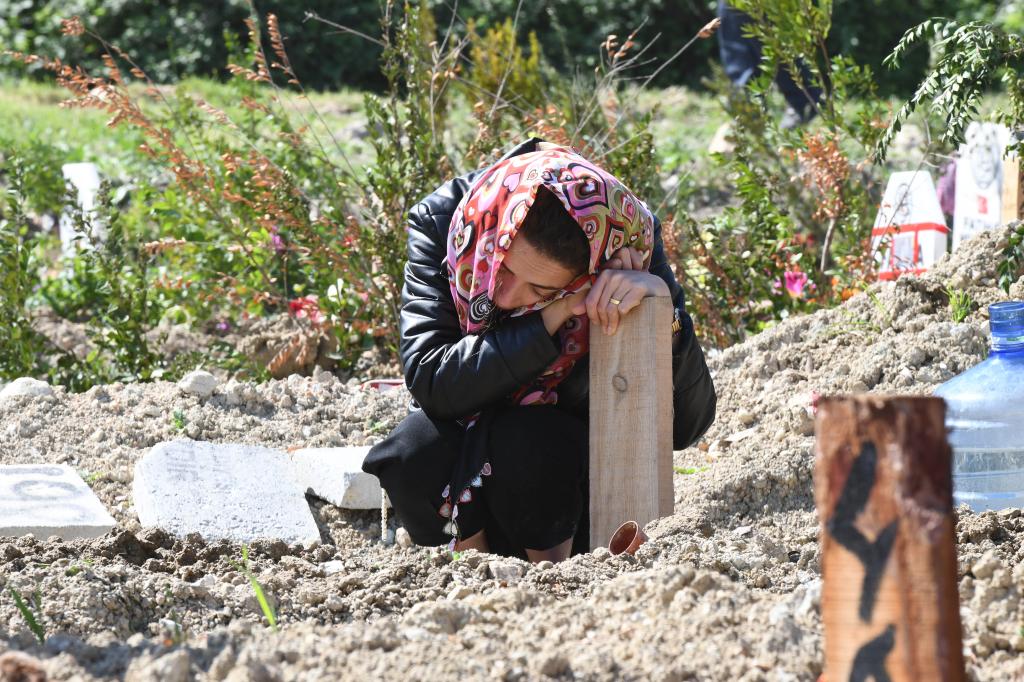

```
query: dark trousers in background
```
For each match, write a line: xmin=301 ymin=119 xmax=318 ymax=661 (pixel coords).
xmin=717 ymin=1 xmax=822 ymax=118
xmin=365 ymin=405 xmax=590 ymax=559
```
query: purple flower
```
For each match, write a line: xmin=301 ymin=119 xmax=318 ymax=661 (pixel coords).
xmin=270 ymin=232 xmax=285 ymax=253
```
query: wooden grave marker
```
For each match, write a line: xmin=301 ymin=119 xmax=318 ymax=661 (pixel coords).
xmin=814 ymin=396 xmax=964 ymax=682
xmin=1001 ymin=152 xmax=1024 ymax=225
xmin=588 ymin=295 xmax=673 ymax=550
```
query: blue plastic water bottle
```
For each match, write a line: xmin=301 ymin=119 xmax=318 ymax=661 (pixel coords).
xmin=933 ymin=301 xmax=1024 ymax=511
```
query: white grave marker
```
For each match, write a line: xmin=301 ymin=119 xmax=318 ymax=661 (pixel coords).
xmin=288 ymin=446 xmax=384 ymax=510
xmin=59 ymin=162 xmax=106 ymax=258
xmin=871 ymin=171 xmax=948 ymax=280
xmin=133 ymin=439 xmax=321 ymax=545
xmin=0 ymin=464 xmax=115 ymax=540
xmin=953 ymin=122 xmax=1011 ymax=250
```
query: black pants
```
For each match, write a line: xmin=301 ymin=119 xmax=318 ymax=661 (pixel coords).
xmin=717 ymin=1 xmax=822 ymax=116
xmin=364 ymin=405 xmax=589 ymax=559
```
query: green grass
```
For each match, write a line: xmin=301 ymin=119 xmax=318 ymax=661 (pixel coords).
xmin=0 ymin=77 xmax=370 ymax=184
xmin=9 ymin=586 xmax=46 ymax=644
xmin=231 ymin=544 xmax=278 ymax=631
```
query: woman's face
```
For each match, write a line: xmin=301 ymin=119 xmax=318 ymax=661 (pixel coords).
xmin=494 ymin=236 xmax=582 ymax=310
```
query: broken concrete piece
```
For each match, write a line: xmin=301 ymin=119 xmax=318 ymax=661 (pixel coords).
xmin=0 ymin=464 xmax=115 ymax=540
xmin=288 ymin=446 xmax=384 ymax=510
xmin=177 ymin=370 xmax=218 ymax=399
xmin=133 ymin=439 xmax=320 ymax=545
xmin=0 ymin=378 xmax=54 ymax=402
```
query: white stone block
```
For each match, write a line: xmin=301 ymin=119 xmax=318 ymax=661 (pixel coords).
xmin=133 ymin=439 xmax=320 ymax=544
xmin=177 ymin=370 xmax=218 ymax=399
xmin=288 ymin=446 xmax=383 ymax=510
xmin=0 ymin=464 xmax=115 ymax=540
xmin=0 ymin=378 xmax=54 ymax=402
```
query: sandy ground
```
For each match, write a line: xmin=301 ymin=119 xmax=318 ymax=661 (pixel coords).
xmin=2 ymin=226 xmax=1024 ymax=681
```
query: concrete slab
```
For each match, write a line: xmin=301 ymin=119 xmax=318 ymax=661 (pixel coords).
xmin=288 ymin=446 xmax=384 ymax=510
xmin=133 ymin=439 xmax=321 ymax=545
xmin=0 ymin=464 xmax=115 ymax=540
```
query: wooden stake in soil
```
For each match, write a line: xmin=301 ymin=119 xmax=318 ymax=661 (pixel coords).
xmin=1001 ymin=153 xmax=1023 ymax=224
xmin=589 ymin=295 xmax=673 ymax=550
xmin=814 ymin=396 xmax=964 ymax=682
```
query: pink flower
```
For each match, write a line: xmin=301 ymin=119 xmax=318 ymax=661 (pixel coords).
xmin=784 ymin=271 xmax=809 ymax=299
xmin=288 ymin=295 xmax=324 ymax=325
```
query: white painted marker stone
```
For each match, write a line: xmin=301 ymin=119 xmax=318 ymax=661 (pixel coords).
xmin=133 ymin=439 xmax=320 ymax=544
xmin=288 ymin=446 xmax=384 ymax=510
xmin=0 ymin=464 xmax=115 ymax=540
xmin=953 ymin=122 xmax=1011 ymax=250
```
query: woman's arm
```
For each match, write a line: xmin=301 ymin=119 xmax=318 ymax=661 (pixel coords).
xmin=399 ymin=179 xmax=561 ymax=420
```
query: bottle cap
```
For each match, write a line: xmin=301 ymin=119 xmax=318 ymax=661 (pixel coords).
xmin=990 ymin=301 xmax=1024 ymax=349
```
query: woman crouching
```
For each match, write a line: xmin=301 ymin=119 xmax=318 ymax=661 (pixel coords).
xmin=363 ymin=139 xmax=716 ymax=563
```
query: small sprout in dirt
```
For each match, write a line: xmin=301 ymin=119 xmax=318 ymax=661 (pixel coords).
xmin=451 ymin=550 xmax=463 ymax=562
xmin=867 ymin=291 xmax=893 ymax=330
xmin=80 ymin=470 xmax=103 ymax=485
xmin=159 ymin=611 xmax=187 ymax=646
xmin=368 ymin=420 xmax=388 ymax=434
xmin=172 ymin=409 xmax=187 ymax=430
xmin=9 ymin=587 xmax=45 ymax=644
xmin=945 ymin=286 xmax=973 ymax=323
xmin=674 ymin=466 xmax=709 ymax=475
xmin=230 ymin=545 xmax=278 ymax=631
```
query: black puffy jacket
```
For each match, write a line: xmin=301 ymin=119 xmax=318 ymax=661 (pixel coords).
xmin=399 ymin=138 xmax=716 ymax=449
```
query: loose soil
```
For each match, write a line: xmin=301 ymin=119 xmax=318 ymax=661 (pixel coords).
xmin=2 ymin=226 xmax=1024 ymax=681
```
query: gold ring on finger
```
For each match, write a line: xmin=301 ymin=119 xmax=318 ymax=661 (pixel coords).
xmin=609 ymin=297 xmax=622 ymax=306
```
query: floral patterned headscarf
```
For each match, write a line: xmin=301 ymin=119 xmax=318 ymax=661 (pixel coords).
xmin=446 ymin=145 xmax=656 ymax=407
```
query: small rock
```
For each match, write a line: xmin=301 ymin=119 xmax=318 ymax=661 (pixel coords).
xmin=320 ymin=560 xmax=346 ymax=575
xmin=972 ymin=550 xmax=1000 ymax=580
xmin=691 ymin=573 xmax=717 ymax=595
xmin=298 ymin=586 xmax=326 ymax=605
xmin=324 ymin=595 xmax=345 ymax=612
xmin=447 ymin=584 xmax=474 ymax=600
xmin=537 ymin=652 xmax=571 ymax=677
xmin=0 ymin=377 xmax=53 ymax=402
xmin=733 ymin=525 xmax=753 ymax=537
xmin=127 ymin=650 xmax=190 ymax=682
xmin=736 ymin=409 xmax=756 ymax=426
xmin=0 ymin=651 xmax=47 ymax=682
xmin=488 ymin=560 xmax=525 ymax=583
xmin=534 ymin=560 xmax=554 ymax=571
xmin=177 ymin=370 xmax=218 ymax=399
xmin=592 ymin=547 xmax=612 ymax=562
xmin=395 ymin=527 xmax=413 ymax=548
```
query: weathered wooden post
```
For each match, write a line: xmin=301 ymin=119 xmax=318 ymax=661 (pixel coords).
xmin=815 ymin=396 xmax=964 ymax=682
xmin=589 ymin=295 xmax=674 ymax=550
xmin=1001 ymin=153 xmax=1023 ymax=224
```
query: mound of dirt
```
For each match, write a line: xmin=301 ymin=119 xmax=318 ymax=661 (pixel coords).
xmin=2 ymin=226 xmax=1023 ymax=681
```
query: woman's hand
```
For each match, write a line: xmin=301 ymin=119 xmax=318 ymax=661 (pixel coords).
xmin=568 ymin=247 xmax=669 ymax=335
xmin=540 ymin=287 xmax=590 ymax=335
